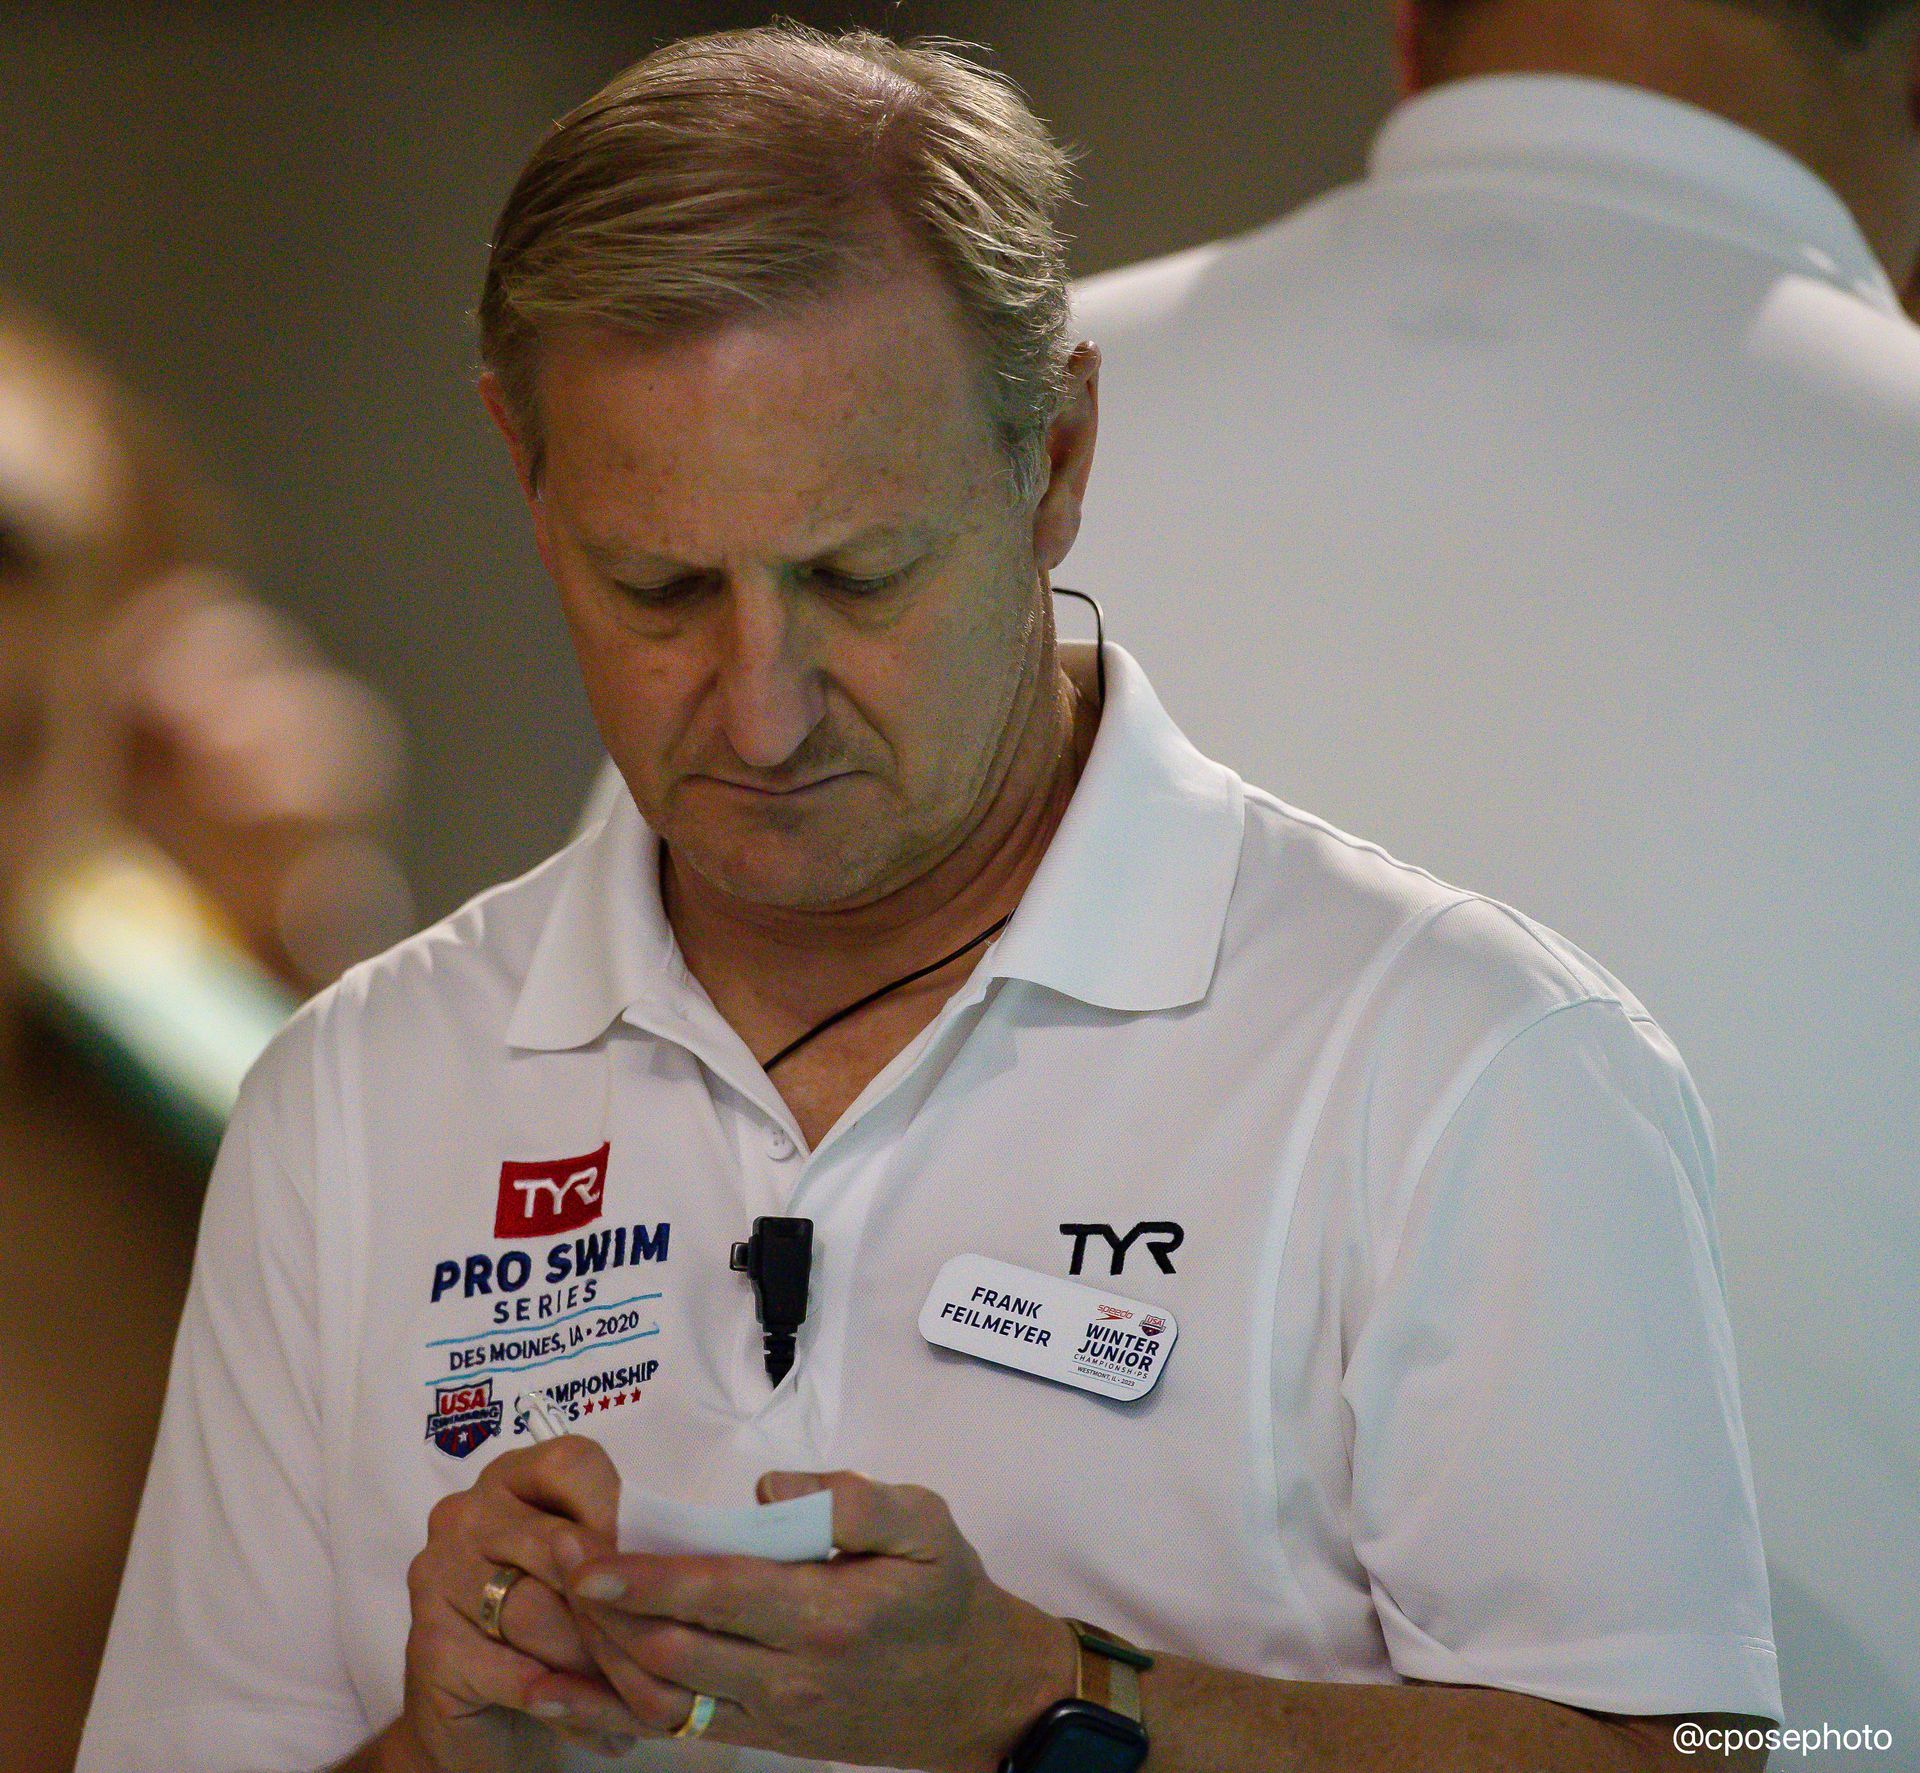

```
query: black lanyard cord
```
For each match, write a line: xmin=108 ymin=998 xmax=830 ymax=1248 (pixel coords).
xmin=762 ymin=910 xmax=1013 ymax=1072
xmin=1052 ymin=584 xmax=1107 ymax=709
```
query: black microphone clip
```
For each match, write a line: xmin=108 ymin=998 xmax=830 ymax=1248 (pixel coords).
xmin=730 ymin=1216 xmax=813 ymax=1386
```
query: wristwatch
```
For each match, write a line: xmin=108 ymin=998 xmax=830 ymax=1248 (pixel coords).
xmin=999 ymin=1619 xmax=1153 ymax=1773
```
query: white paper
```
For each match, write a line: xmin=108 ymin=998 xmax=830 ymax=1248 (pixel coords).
xmin=516 ymin=1385 xmax=836 ymax=1561
xmin=616 ymin=1486 xmax=835 ymax=1562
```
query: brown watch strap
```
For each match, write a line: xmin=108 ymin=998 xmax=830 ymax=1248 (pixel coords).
xmin=1063 ymin=1619 xmax=1154 ymax=1724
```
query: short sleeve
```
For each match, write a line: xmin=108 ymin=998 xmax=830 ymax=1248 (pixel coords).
xmin=1342 ymin=997 xmax=1782 ymax=1720
xmin=77 ymin=1020 xmax=371 ymax=1771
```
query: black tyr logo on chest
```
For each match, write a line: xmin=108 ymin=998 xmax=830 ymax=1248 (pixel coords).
xmin=1059 ymin=1221 xmax=1184 ymax=1277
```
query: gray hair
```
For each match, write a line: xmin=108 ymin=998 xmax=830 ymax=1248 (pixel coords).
xmin=478 ymin=26 xmax=1078 ymax=502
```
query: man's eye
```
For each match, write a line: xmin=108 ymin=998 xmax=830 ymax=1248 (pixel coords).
xmin=806 ymin=565 xmax=908 ymax=596
xmin=612 ymin=575 xmax=709 ymax=608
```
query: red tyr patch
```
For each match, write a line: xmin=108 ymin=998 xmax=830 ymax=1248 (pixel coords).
xmin=494 ymin=1141 xmax=610 ymax=1238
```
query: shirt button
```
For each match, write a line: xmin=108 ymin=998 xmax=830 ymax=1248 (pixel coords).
xmin=767 ymin=1127 xmax=798 ymax=1161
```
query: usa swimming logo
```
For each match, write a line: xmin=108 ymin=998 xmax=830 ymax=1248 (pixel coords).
xmin=427 ymin=1379 xmax=504 ymax=1459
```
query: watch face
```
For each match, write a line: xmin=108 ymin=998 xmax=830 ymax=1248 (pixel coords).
xmin=1033 ymin=1729 xmax=1147 ymax=1773
xmin=1020 ymin=1703 xmax=1149 ymax=1773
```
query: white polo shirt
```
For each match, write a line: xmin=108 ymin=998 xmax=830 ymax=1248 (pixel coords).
xmin=81 ymin=644 xmax=1780 ymax=1772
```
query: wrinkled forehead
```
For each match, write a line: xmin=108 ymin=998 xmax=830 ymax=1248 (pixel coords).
xmin=533 ymin=259 xmax=1006 ymax=548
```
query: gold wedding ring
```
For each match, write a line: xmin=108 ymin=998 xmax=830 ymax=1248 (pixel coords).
xmin=672 ymin=1692 xmax=718 ymax=1740
xmin=478 ymin=1564 xmax=525 ymax=1643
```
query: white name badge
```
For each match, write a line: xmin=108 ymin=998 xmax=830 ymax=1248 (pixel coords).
xmin=918 ymin=1253 xmax=1178 ymax=1402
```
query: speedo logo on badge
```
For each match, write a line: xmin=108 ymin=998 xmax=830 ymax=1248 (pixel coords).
xmin=426 ymin=1379 xmax=503 ymax=1459
xmin=495 ymin=1141 xmax=609 ymax=1238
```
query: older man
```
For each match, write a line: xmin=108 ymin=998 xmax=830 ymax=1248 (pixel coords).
xmin=83 ymin=27 xmax=1775 ymax=1773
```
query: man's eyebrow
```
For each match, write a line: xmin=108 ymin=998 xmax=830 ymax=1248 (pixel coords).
xmin=577 ymin=537 xmax=678 ymax=577
xmin=578 ymin=521 xmax=949 ymax=577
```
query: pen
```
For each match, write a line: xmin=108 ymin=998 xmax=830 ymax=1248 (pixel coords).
xmin=515 ymin=1387 xmax=574 ymax=1442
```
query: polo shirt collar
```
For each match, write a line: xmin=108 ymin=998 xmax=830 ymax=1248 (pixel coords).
xmin=504 ymin=783 xmax=680 ymax=1053
xmin=1371 ymin=73 xmax=1899 ymax=314
xmin=976 ymin=642 xmax=1244 ymax=1013
xmin=505 ymin=642 xmax=1245 ymax=1052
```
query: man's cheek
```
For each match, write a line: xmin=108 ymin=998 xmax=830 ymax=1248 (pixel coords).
xmin=595 ymin=670 xmax=707 ymax=796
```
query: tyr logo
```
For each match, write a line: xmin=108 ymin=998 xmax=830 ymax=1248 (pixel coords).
xmin=1059 ymin=1221 xmax=1185 ymax=1277
xmin=494 ymin=1142 xmax=609 ymax=1238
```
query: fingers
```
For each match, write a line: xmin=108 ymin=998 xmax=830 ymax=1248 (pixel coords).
xmin=406 ymin=1437 xmax=650 ymax=1762
xmin=556 ymin=1471 xmax=953 ymax=1645
xmin=564 ymin=1609 xmax=754 ymax=1743
xmin=478 ymin=1564 xmax=600 ymax=1677
xmin=566 ymin=1548 xmax=836 ymax=1649
xmin=414 ymin=1439 xmax=624 ymax=1678
xmin=482 ymin=1434 xmax=623 ymax=1543
xmin=413 ymin=1532 xmax=591 ymax=1681
xmin=407 ymin=1591 xmax=641 ymax=1742
xmin=470 ymin=1486 xmax=589 ymax=1594
xmin=581 ymin=1602 xmax=780 ymax=1698
xmin=759 ymin=1469 xmax=950 ymax=1560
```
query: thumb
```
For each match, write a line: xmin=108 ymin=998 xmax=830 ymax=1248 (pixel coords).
xmin=759 ymin=1470 xmax=950 ymax=1560
xmin=755 ymin=1469 xmax=828 ymax=1504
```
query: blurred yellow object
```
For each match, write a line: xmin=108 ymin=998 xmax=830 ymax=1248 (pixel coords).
xmin=11 ymin=834 xmax=295 ymax=1156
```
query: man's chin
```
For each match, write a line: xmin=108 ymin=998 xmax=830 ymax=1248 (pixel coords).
xmin=656 ymin=777 xmax=908 ymax=910
xmin=665 ymin=831 xmax=892 ymax=914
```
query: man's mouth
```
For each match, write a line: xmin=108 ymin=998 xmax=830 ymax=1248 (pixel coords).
xmin=705 ymin=773 xmax=849 ymax=799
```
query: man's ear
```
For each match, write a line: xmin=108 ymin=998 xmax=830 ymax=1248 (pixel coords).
xmin=1031 ymin=341 xmax=1099 ymax=575
xmin=478 ymin=371 xmax=540 ymax=509
xmin=478 ymin=371 xmax=564 ymax=581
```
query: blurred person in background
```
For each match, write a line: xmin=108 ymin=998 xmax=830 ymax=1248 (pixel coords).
xmin=0 ymin=295 xmax=412 ymax=999
xmin=1060 ymin=0 xmax=1920 ymax=1754
xmin=0 ymin=294 xmax=410 ymax=1772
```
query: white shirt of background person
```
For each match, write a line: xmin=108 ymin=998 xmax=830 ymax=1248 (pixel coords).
xmin=1060 ymin=0 xmax=1920 ymax=1755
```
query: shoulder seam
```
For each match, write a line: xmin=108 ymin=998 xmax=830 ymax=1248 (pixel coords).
xmin=1421 ymin=894 xmax=1601 ymax=1004
xmin=1241 ymin=786 xmax=1496 ymax=914
xmin=1244 ymin=788 xmax=1632 ymax=1009
xmin=331 ymin=829 xmax=588 ymax=992
xmin=1371 ymin=994 xmax=1640 ymax=1288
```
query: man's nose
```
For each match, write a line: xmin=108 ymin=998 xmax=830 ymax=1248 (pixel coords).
xmin=712 ymin=584 xmax=825 ymax=771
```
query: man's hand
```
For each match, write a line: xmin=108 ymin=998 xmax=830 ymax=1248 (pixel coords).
xmin=397 ymin=1436 xmax=647 ymax=1771
xmin=539 ymin=1469 xmax=1078 ymax=1773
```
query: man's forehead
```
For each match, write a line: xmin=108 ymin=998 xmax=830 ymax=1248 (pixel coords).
xmin=536 ymin=273 xmax=1003 ymax=566
xmin=537 ymin=256 xmax=995 ymax=467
